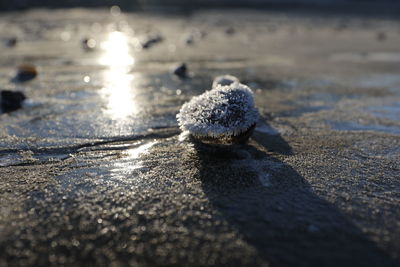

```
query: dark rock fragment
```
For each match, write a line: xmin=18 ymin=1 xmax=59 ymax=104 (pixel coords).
xmin=141 ymin=34 xmax=163 ymax=49
xmin=172 ymin=63 xmax=188 ymax=79
xmin=225 ymin=27 xmax=235 ymax=35
xmin=13 ymin=64 xmax=38 ymax=83
xmin=5 ymin=37 xmax=17 ymax=47
xmin=376 ymin=32 xmax=386 ymax=42
xmin=1 ymin=90 xmax=26 ymax=112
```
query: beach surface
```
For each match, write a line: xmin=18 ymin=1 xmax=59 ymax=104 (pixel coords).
xmin=0 ymin=8 xmax=399 ymax=266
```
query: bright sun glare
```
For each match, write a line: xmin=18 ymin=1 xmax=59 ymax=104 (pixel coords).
xmin=100 ymin=31 xmax=136 ymax=120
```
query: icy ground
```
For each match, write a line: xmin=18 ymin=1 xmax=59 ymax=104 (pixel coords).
xmin=0 ymin=8 xmax=399 ymax=266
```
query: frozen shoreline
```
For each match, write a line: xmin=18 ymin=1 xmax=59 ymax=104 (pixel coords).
xmin=0 ymin=8 xmax=399 ymax=266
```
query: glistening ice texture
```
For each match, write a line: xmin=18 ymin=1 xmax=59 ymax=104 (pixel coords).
xmin=177 ymin=83 xmax=259 ymax=138
xmin=212 ymin=74 xmax=240 ymax=88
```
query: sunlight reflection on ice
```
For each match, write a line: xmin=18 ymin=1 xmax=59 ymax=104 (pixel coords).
xmin=112 ymin=141 xmax=158 ymax=178
xmin=100 ymin=31 xmax=134 ymax=67
xmin=101 ymin=71 xmax=136 ymax=120
xmin=100 ymin=31 xmax=137 ymax=121
xmin=127 ymin=141 xmax=157 ymax=159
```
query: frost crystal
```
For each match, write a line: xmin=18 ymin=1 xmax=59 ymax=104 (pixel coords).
xmin=212 ymin=75 xmax=240 ymax=88
xmin=177 ymin=83 xmax=259 ymax=139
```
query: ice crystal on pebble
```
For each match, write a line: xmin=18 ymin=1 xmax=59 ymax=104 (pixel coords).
xmin=212 ymin=75 xmax=240 ymax=88
xmin=177 ymin=83 xmax=259 ymax=139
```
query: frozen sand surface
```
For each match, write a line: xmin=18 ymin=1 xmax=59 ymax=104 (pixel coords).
xmin=0 ymin=8 xmax=399 ymax=266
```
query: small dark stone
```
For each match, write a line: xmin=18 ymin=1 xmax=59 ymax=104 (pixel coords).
xmin=1 ymin=90 xmax=26 ymax=112
xmin=13 ymin=64 xmax=38 ymax=83
xmin=5 ymin=37 xmax=17 ymax=47
xmin=141 ymin=34 xmax=163 ymax=49
xmin=185 ymin=35 xmax=194 ymax=45
xmin=82 ymin=38 xmax=96 ymax=51
xmin=172 ymin=63 xmax=188 ymax=79
xmin=184 ymin=29 xmax=206 ymax=46
xmin=225 ymin=27 xmax=235 ymax=35
xmin=376 ymin=32 xmax=386 ymax=42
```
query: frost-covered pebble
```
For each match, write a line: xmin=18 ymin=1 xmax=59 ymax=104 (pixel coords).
xmin=212 ymin=75 xmax=240 ymax=88
xmin=177 ymin=83 xmax=259 ymax=143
